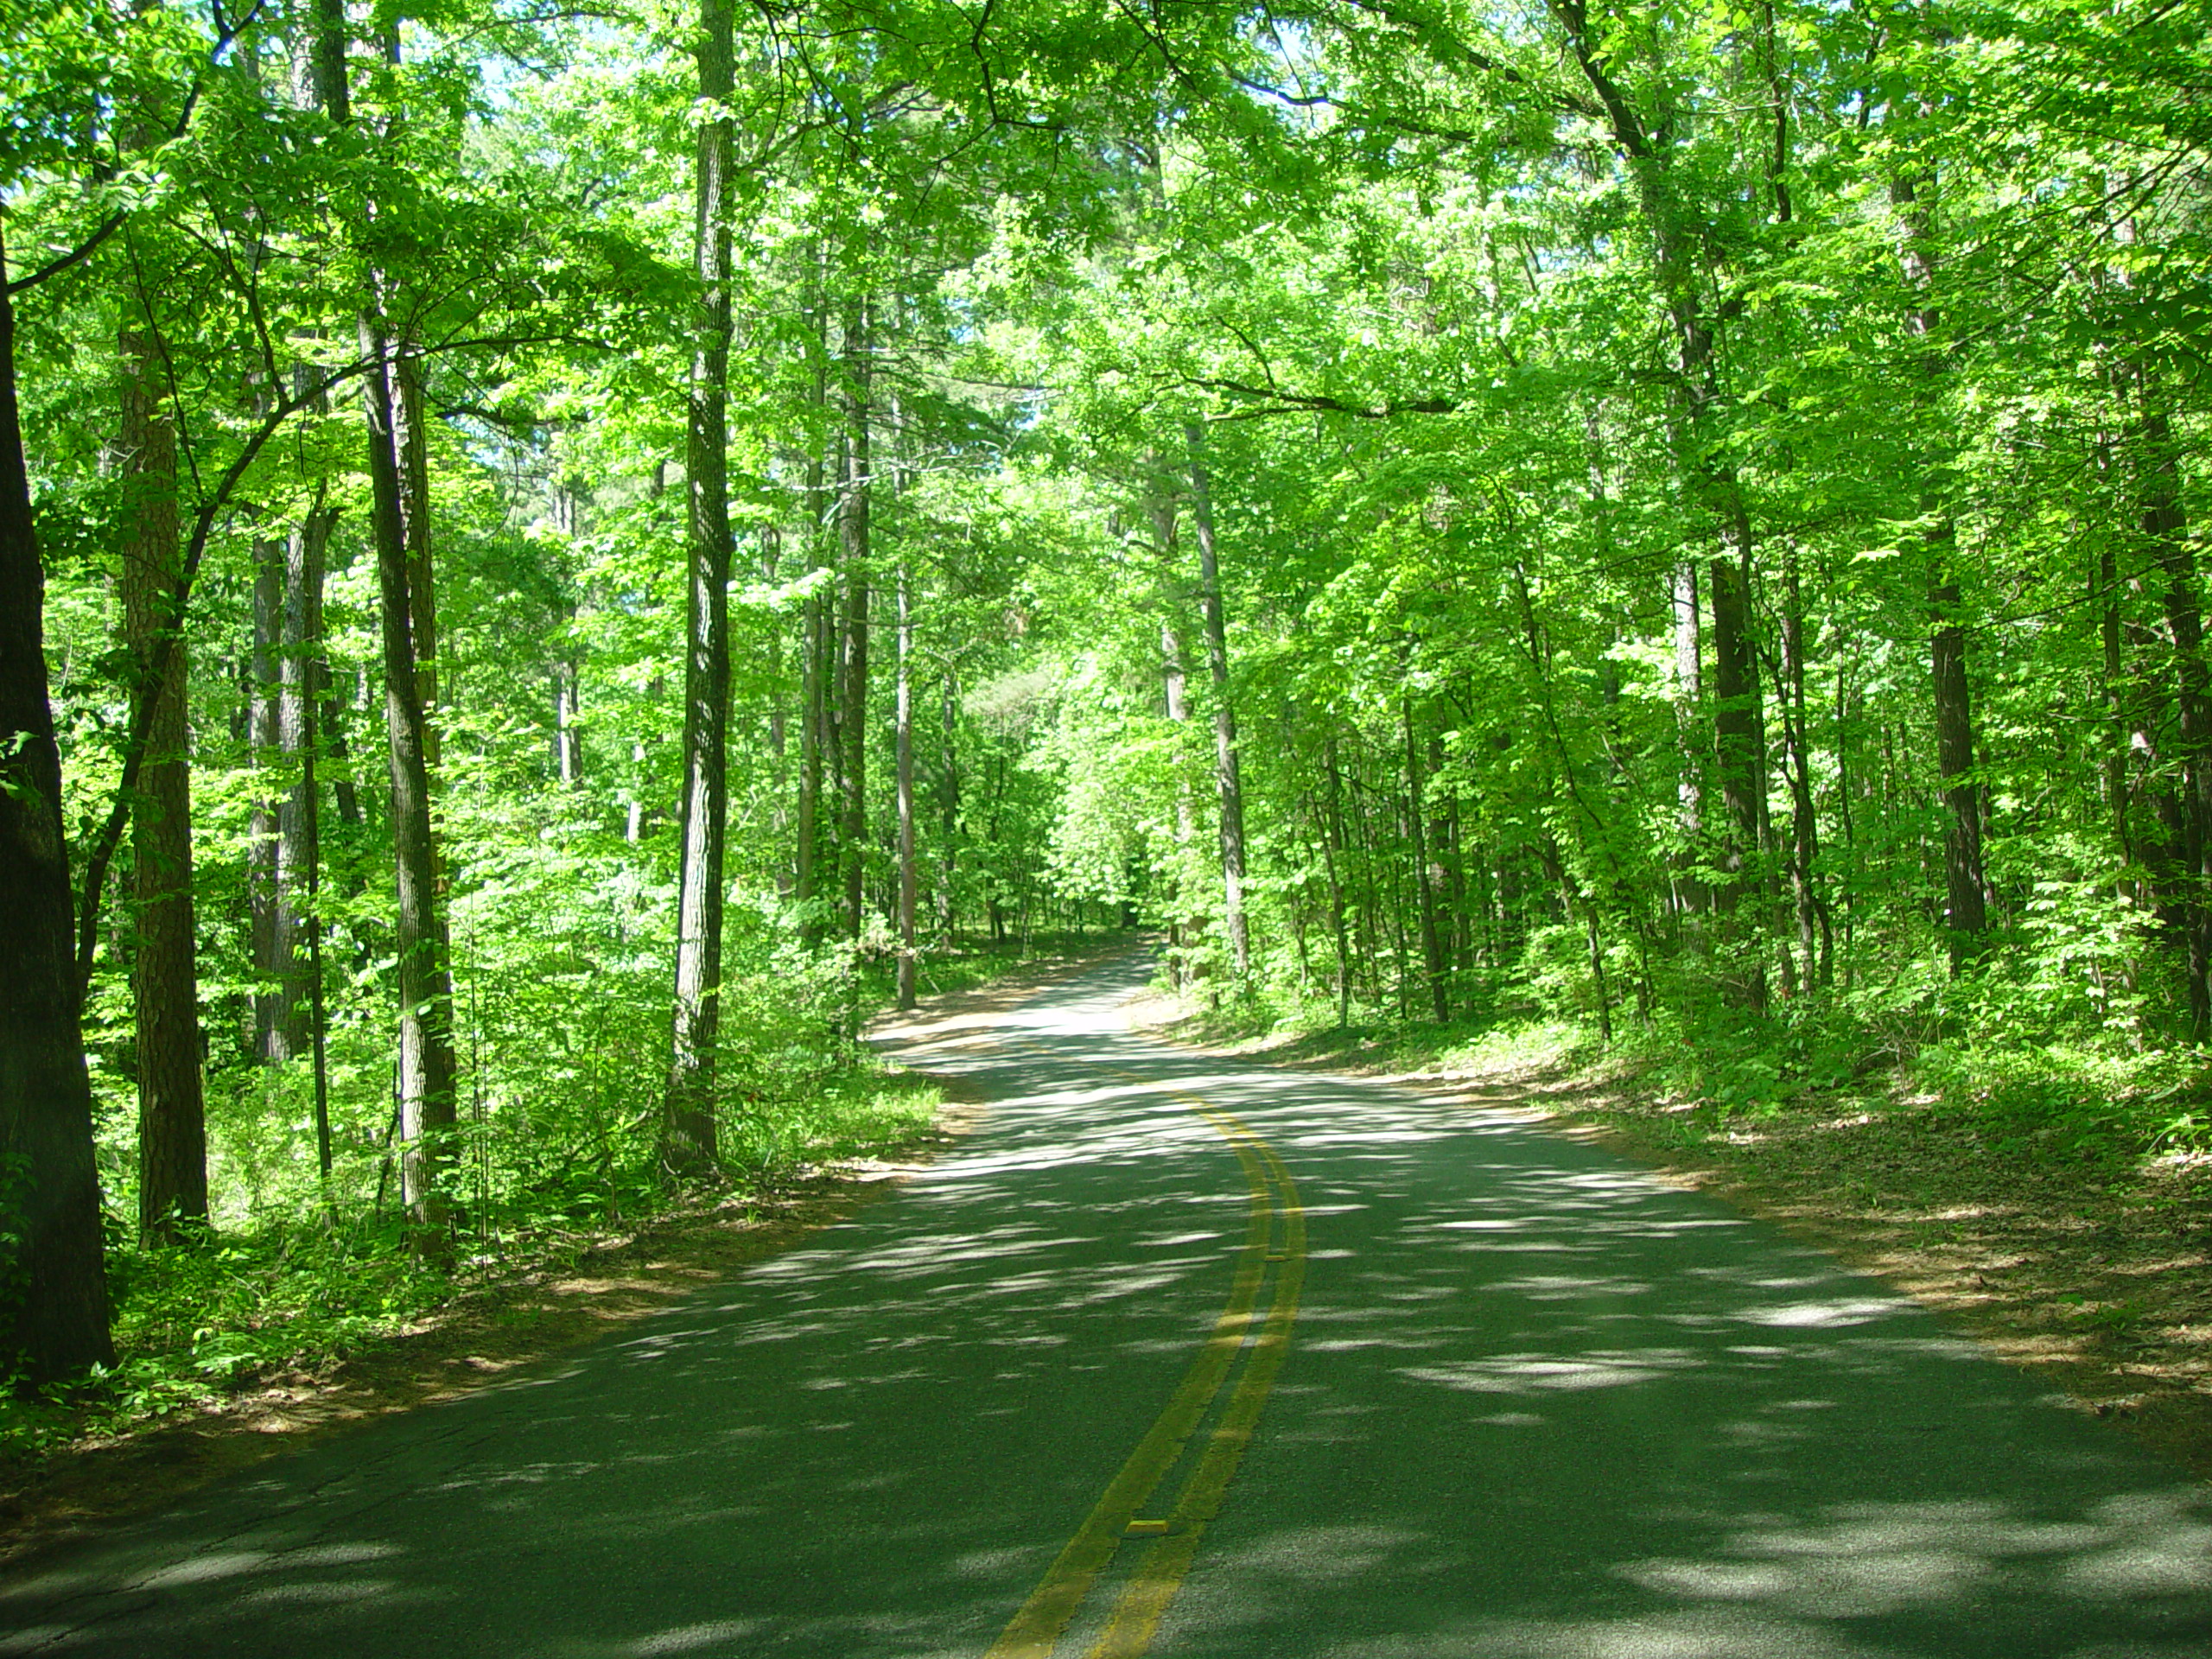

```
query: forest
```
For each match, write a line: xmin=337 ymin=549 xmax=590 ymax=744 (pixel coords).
xmin=2 ymin=0 xmax=2209 ymax=1423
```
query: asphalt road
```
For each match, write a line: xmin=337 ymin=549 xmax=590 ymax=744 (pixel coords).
xmin=6 ymin=954 xmax=2209 ymax=1658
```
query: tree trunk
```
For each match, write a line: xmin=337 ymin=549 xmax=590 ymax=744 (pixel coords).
xmin=325 ymin=0 xmax=459 ymax=1250
xmin=1184 ymin=422 xmax=1249 ymax=980
xmin=896 ymin=563 xmax=918 ymax=1009
xmin=1709 ymin=536 xmax=1763 ymax=893
xmin=1891 ymin=173 xmax=1989 ymax=969
xmin=308 ymin=2 xmax=359 ymax=839
xmin=120 ymin=309 xmax=207 ymax=1244
xmin=554 ymin=649 xmax=583 ymax=788
xmin=290 ymin=499 xmax=336 ymax=1185
xmin=394 ymin=360 xmax=437 ymax=764
xmin=797 ymin=588 xmax=823 ymax=920
xmin=1322 ymin=734 xmax=1353 ymax=1027
xmin=2140 ymin=394 xmax=2212 ymax=1037
xmin=2095 ymin=437 xmax=2133 ymax=881
xmin=1778 ymin=544 xmax=1825 ymax=991
xmin=1148 ymin=489 xmax=1198 ymax=974
xmin=838 ymin=300 xmax=872 ymax=944
xmin=1434 ymin=731 xmax=1470 ymax=982
xmin=0 ymin=228 xmax=116 ymax=1377
xmin=1929 ymin=552 xmax=1987 ymax=960
xmin=1404 ymin=698 xmax=1448 ymax=1021
xmin=938 ymin=668 xmax=959 ymax=944
xmin=1555 ymin=9 xmax=1761 ymax=952
xmin=365 ymin=320 xmax=459 ymax=1249
xmin=664 ymin=0 xmax=734 ymax=1176
xmin=268 ymin=500 xmax=334 ymax=1065
xmin=250 ymin=533 xmax=283 ymax=1058
xmin=1670 ymin=558 xmax=1705 ymax=918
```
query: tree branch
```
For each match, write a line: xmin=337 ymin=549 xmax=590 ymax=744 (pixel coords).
xmin=1185 ymin=374 xmax=1460 ymax=419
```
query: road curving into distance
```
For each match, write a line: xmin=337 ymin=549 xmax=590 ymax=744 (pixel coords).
xmin=4 ymin=952 xmax=2209 ymax=1657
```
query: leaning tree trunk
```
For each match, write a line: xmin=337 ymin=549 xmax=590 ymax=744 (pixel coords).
xmin=663 ymin=0 xmax=735 ymax=1177
xmin=1185 ymin=422 xmax=1250 ymax=981
xmin=120 ymin=302 xmax=207 ymax=1244
xmin=0 ymin=225 xmax=115 ymax=1376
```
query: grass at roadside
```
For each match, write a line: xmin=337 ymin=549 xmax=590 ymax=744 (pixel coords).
xmin=1156 ymin=990 xmax=2212 ymax=1482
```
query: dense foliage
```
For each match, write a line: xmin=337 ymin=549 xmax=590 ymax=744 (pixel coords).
xmin=3 ymin=0 xmax=2210 ymax=1391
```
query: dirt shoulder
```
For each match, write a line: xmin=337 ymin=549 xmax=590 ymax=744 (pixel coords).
xmin=1125 ymin=991 xmax=2212 ymax=1485
xmin=0 ymin=942 xmax=1135 ymax=1573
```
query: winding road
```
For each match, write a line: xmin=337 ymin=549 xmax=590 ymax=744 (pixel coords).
xmin=5 ymin=954 xmax=2209 ymax=1657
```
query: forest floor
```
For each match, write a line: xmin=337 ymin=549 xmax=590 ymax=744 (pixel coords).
xmin=1134 ymin=994 xmax=2212 ymax=1487
xmin=0 ymin=938 xmax=1127 ymax=1572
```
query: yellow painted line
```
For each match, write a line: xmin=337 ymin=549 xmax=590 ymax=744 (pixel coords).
xmin=982 ymin=1101 xmax=1274 ymax=1659
xmin=1085 ymin=1139 xmax=1304 ymax=1659
xmin=979 ymin=1024 xmax=1305 ymax=1659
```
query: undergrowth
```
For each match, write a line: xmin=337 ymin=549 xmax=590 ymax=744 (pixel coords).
xmin=2 ymin=932 xmax=1112 ymax=1470
xmin=1167 ymin=938 xmax=2212 ymax=1184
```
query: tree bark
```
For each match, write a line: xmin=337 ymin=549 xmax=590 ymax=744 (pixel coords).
xmin=365 ymin=321 xmax=459 ymax=1248
xmin=1184 ymin=422 xmax=1249 ymax=980
xmin=324 ymin=0 xmax=459 ymax=1249
xmin=1669 ymin=559 xmax=1705 ymax=917
xmin=2140 ymin=394 xmax=2212 ymax=1037
xmin=289 ymin=497 xmax=336 ymax=1185
xmin=1404 ymin=698 xmax=1448 ymax=1020
xmin=1778 ymin=544 xmax=1825 ymax=991
xmin=0 ymin=223 xmax=116 ymax=1376
xmin=308 ymin=0 xmax=358 ymax=858
xmin=119 ymin=307 xmax=207 ymax=1243
xmin=1322 ymin=733 xmax=1353 ymax=1027
xmin=797 ymin=587 xmax=823 ymax=920
xmin=664 ymin=0 xmax=735 ymax=1176
xmin=1929 ymin=550 xmax=1987 ymax=957
xmin=395 ymin=359 xmax=438 ymax=767
xmin=250 ymin=532 xmax=283 ymax=1058
xmin=896 ymin=563 xmax=918 ymax=1009
xmin=938 ymin=668 xmax=959 ymax=944
xmin=838 ymin=300 xmax=872 ymax=944
xmin=1555 ymin=2 xmax=1757 ymax=931
xmin=276 ymin=499 xmax=334 ymax=1049
xmin=1891 ymin=174 xmax=1990 ymax=969
xmin=1151 ymin=491 xmax=1198 ymax=977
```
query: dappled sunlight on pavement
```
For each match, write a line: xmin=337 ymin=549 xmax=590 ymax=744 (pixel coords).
xmin=3 ymin=956 xmax=2207 ymax=1656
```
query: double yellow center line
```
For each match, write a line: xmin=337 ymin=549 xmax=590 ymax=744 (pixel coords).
xmin=982 ymin=1038 xmax=1306 ymax=1659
